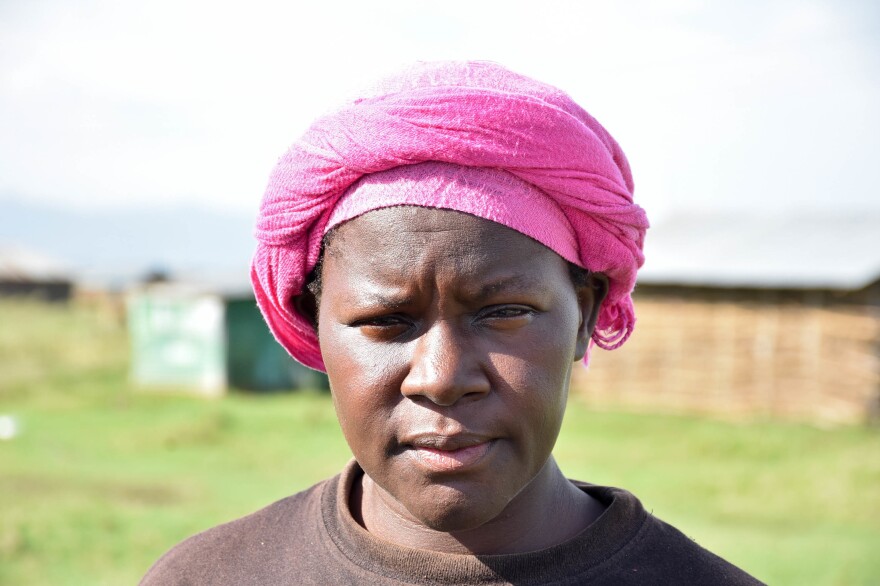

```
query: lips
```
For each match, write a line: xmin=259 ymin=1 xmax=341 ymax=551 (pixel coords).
xmin=404 ymin=433 xmax=495 ymax=472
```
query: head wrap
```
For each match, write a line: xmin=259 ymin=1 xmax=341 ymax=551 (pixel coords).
xmin=252 ymin=61 xmax=649 ymax=371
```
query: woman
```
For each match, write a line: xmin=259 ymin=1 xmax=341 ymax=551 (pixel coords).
xmin=142 ymin=61 xmax=762 ymax=584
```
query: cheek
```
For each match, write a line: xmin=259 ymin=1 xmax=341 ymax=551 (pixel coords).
xmin=321 ymin=324 xmax=408 ymax=448
xmin=320 ymin=320 xmax=404 ymax=388
xmin=488 ymin=314 xmax=577 ymax=384
xmin=491 ymin=353 xmax=570 ymax=426
xmin=485 ymin=319 xmax=575 ymax=437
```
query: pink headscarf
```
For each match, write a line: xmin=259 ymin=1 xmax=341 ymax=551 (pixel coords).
xmin=252 ymin=61 xmax=649 ymax=371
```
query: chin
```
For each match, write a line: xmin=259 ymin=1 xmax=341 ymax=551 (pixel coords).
xmin=405 ymin=485 xmax=506 ymax=533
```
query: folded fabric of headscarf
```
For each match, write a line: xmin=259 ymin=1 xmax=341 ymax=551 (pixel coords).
xmin=252 ymin=61 xmax=649 ymax=371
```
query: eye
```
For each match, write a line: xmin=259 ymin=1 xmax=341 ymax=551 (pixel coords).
xmin=476 ymin=305 xmax=536 ymax=328
xmin=351 ymin=314 xmax=414 ymax=339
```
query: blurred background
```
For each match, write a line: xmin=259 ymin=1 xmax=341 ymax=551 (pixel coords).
xmin=1 ymin=1 xmax=878 ymax=584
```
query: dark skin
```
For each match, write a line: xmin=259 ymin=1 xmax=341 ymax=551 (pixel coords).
xmin=296 ymin=206 xmax=609 ymax=555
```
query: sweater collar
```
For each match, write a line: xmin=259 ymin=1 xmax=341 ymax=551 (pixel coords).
xmin=320 ymin=459 xmax=648 ymax=585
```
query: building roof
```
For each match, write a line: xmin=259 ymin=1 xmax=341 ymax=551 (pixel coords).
xmin=637 ymin=211 xmax=880 ymax=290
xmin=0 ymin=245 xmax=71 ymax=282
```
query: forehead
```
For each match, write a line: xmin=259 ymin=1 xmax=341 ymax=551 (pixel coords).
xmin=325 ymin=206 xmax=566 ymax=278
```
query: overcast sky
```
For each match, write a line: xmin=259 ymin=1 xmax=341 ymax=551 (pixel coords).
xmin=2 ymin=0 xmax=878 ymax=217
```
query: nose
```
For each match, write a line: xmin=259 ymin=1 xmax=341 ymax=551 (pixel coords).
xmin=400 ymin=320 xmax=490 ymax=406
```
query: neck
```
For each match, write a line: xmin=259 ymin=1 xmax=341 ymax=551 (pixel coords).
xmin=352 ymin=457 xmax=605 ymax=555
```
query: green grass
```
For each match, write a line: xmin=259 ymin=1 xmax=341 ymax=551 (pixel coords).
xmin=1 ymin=298 xmax=878 ymax=585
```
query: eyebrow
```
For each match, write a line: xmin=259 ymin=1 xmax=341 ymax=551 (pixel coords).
xmin=349 ymin=275 xmax=546 ymax=310
xmin=471 ymin=275 xmax=547 ymax=301
xmin=351 ymin=289 xmax=417 ymax=311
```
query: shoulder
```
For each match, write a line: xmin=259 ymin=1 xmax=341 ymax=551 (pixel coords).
xmin=576 ymin=483 xmax=765 ymax=585
xmin=139 ymin=479 xmax=329 ymax=586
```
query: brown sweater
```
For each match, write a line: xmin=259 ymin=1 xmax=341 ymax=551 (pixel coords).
xmin=141 ymin=461 xmax=763 ymax=585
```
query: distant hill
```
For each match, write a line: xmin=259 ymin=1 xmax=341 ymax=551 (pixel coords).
xmin=0 ymin=197 xmax=256 ymax=288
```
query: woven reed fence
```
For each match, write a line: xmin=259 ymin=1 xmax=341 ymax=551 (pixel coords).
xmin=573 ymin=296 xmax=880 ymax=424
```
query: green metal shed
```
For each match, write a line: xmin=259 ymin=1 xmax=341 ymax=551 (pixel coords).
xmin=127 ymin=282 xmax=327 ymax=395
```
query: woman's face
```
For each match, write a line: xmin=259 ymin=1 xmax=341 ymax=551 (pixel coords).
xmin=315 ymin=206 xmax=602 ymax=532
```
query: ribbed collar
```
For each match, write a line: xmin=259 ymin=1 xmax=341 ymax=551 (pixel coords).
xmin=321 ymin=460 xmax=649 ymax=585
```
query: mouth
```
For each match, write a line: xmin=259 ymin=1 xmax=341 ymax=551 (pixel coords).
xmin=404 ymin=434 xmax=495 ymax=472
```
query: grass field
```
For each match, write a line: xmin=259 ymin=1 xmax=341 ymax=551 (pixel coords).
xmin=1 ymin=298 xmax=879 ymax=585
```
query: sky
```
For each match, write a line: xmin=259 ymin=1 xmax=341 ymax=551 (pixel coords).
xmin=1 ymin=0 xmax=879 ymax=217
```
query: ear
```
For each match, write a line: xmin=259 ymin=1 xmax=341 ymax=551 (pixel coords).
xmin=574 ymin=272 xmax=609 ymax=361
xmin=292 ymin=290 xmax=318 ymax=331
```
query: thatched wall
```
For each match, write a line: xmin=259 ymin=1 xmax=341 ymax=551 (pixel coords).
xmin=573 ymin=294 xmax=880 ymax=424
